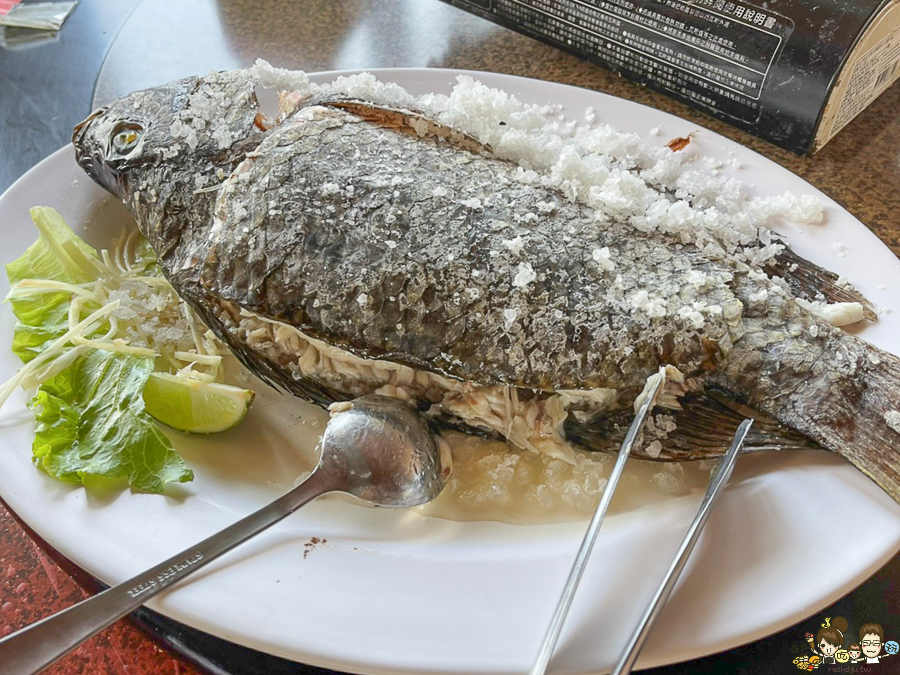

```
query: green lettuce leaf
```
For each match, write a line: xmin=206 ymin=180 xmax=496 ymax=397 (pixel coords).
xmin=9 ymin=301 xmax=70 ymax=364
xmin=30 ymin=349 xmax=193 ymax=493
xmin=5 ymin=207 xmax=192 ymax=493
xmin=7 ymin=206 xmax=99 ymax=287
xmin=6 ymin=207 xmax=102 ymax=362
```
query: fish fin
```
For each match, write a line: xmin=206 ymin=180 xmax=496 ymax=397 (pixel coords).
xmin=767 ymin=340 xmax=900 ymax=502
xmin=766 ymin=244 xmax=877 ymax=321
xmin=564 ymin=388 xmax=821 ymax=461
xmin=302 ymin=96 xmax=493 ymax=156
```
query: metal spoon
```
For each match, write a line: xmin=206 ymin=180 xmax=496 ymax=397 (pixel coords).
xmin=0 ymin=395 xmax=449 ymax=675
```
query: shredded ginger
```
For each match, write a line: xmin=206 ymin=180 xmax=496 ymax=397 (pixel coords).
xmin=1 ymin=223 xmax=229 ymax=408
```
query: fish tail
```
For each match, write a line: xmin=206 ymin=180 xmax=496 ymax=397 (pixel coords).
xmin=757 ymin=338 xmax=900 ymax=501
xmin=830 ymin=342 xmax=900 ymax=500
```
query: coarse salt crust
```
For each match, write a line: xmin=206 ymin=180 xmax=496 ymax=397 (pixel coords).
xmin=252 ymin=59 xmax=825 ymax=278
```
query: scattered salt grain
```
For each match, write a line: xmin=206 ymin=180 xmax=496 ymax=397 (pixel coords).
xmin=212 ymin=126 xmax=233 ymax=150
xmin=169 ymin=119 xmax=199 ymax=149
xmin=502 ymin=235 xmax=525 ymax=256
xmin=645 ymin=441 xmax=663 ymax=459
xmin=686 ymin=269 xmax=708 ymax=288
xmin=591 ymin=247 xmax=616 ymax=271
xmin=663 ymin=462 xmax=684 ymax=479
xmin=885 ymin=410 xmax=900 ymax=435
xmin=502 ymin=308 xmax=519 ymax=330
xmin=677 ymin=306 xmax=705 ymax=329
xmin=833 ymin=242 xmax=848 ymax=257
xmin=461 ymin=198 xmax=482 ymax=209
xmin=795 ymin=299 xmax=864 ymax=326
xmin=630 ymin=290 xmax=667 ymax=318
xmin=250 ymin=59 xmax=312 ymax=95
xmin=651 ymin=471 xmax=681 ymax=493
xmin=512 ymin=262 xmax=537 ymax=288
xmin=356 ymin=293 xmax=368 ymax=308
xmin=432 ymin=186 xmax=448 ymax=197
xmin=231 ymin=203 xmax=248 ymax=223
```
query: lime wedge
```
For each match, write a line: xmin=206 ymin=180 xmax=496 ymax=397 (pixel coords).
xmin=142 ymin=372 xmax=255 ymax=434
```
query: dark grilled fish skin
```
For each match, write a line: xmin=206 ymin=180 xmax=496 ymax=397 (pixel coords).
xmin=73 ymin=69 xmax=900 ymax=502
xmin=205 ymin=102 xmax=739 ymax=393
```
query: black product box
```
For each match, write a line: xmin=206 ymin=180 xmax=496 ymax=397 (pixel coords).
xmin=442 ymin=0 xmax=900 ymax=155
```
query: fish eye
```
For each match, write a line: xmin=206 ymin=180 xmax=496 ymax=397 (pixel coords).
xmin=111 ymin=123 xmax=143 ymax=155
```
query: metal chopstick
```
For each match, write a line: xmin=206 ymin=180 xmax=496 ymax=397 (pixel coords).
xmin=610 ymin=417 xmax=753 ymax=675
xmin=529 ymin=374 xmax=666 ymax=675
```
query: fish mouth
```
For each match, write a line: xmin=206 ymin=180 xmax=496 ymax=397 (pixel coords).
xmin=72 ymin=105 xmax=108 ymax=159
xmin=72 ymin=106 xmax=124 ymax=197
xmin=73 ymin=106 xmax=107 ymax=139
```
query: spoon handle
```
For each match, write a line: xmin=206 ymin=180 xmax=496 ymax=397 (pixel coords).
xmin=0 ymin=468 xmax=334 ymax=675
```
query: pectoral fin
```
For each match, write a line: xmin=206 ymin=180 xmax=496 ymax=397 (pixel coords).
xmin=565 ymin=388 xmax=822 ymax=460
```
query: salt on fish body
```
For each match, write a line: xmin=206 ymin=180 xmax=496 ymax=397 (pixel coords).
xmin=73 ymin=68 xmax=900 ymax=501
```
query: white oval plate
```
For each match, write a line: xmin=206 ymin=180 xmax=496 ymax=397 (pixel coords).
xmin=1 ymin=70 xmax=900 ymax=675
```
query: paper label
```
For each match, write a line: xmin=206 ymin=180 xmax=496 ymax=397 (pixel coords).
xmin=832 ymin=29 xmax=900 ymax=136
xmin=816 ymin=1 xmax=900 ymax=150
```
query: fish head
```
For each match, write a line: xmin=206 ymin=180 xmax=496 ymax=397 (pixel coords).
xmin=73 ymin=70 xmax=263 ymax=201
xmin=73 ymin=75 xmax=200 ymax=197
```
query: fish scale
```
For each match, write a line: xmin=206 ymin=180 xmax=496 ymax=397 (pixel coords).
xmin=71 ymin=68 xmax=900 ymax=502
xmin=205 ymin=103 xmax=737 ymax=392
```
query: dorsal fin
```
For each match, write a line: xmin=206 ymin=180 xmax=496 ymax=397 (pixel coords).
xmin=766 ymin=244 xmax=877 ymax=321
xmin=300 ymin=96 xmax=494 ymax=156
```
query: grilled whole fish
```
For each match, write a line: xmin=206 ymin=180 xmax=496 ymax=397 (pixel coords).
xmin=72 ymin=70 xmax=900 ymax=501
